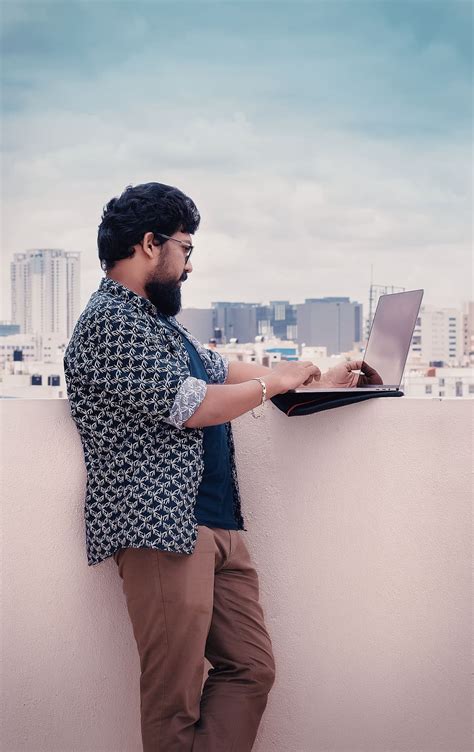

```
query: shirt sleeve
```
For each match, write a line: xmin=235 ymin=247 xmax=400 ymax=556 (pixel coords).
xmin=204 ymin=347 xmax=230 ymax=384
xmin=167 ymin=376 xmax=208 ymax=429
xmin=67 ymin=310 xmax=208 ymax=427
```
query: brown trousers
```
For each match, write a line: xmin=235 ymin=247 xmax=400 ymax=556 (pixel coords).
xmin=113 ymin=525 xmax=276 ymax=752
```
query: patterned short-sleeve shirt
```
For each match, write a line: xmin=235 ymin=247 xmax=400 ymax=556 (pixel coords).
xmin=63 ymin=276 xmax=246 ymax=566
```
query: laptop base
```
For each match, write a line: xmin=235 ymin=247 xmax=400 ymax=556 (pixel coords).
xmin=290 ymin=386 xmax=399 ymax=393
xmin=271 ymin=389 xmax=404 ymax=417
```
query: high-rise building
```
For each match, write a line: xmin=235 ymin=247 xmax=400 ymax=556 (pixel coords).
xmin=462 ymin=301 xmax=474 ymax=365
xmin=175 ymin=308 xmax=214 ymax=344
xmin=210 ymin=301 xmax=298 ymax=343
xmin=296 ymin=297 xmax=363 ymax=355
xmin=409 ymin=304 xmax=465 ymax=365
xmin=11 ymin=249 xmax=80 ymax=338
xmin=267 ymin=301 xmax=297 ymax=340
xmin=212 ymin=302 xmax=261 ymax=343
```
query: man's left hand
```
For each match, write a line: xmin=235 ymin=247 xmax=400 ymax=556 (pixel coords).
xmin=318 ymin=360 xmax=383 ymax=388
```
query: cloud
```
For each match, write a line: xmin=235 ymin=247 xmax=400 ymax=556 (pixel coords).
xmin=1 ymin=0 xmax=472 ymax=320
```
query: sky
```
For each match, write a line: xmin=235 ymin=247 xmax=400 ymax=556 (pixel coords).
xmin=1 ymin=0 xmax=472 ymax=320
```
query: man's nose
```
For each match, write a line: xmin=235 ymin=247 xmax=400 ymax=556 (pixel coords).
xmin=185 ymin=259 xmax=193 ymax=274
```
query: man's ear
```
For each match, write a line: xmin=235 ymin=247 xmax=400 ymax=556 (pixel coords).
xmin=143 ymin=231 xmax=154 ymax=250
xmin=139 ymin=231 xmax=155 ymax=258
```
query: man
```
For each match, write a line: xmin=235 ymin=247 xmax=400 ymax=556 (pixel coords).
xmin=64 ymin=181 xmax=367 ymax=751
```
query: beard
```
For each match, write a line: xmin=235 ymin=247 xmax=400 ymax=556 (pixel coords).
xmin=144 ymin=268 xmax=188 ymax=317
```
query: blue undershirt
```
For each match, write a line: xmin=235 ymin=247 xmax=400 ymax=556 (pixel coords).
xmin=157 ymin=314 xmax=239 ymax=529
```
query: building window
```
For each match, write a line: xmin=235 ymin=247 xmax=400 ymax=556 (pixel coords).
xmin=469 ymin=384 xmax=474 ymax=394
xmin=439 ymin=390 xmax=445 ymax=397
xmin=455 ymin=382 xmax=463 ymax=397
xmin=439 ymin=378 xmax=445 ymax=387
xmin=425 ymin=384 xmax=432 ymax=394
xmin=274 ymin=304 xmax=286 ymax=320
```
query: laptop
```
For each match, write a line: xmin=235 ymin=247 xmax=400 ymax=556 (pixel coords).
xmin=290 ymin=289 xmax=424 ymax=394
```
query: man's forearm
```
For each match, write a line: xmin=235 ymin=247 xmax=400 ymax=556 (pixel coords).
xmin=224 ymin=359 xmax=274 ymax=384
xmin=224 ymin=358 xmax=330 ymax=389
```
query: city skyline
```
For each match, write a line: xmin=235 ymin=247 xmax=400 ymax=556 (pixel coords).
xmin=3 ymin=246 xmax=473 ymax=329
xmin=2 ymin=246 xmax=473 ymax=326
xmin=2 ymin=1 xmax=472 ymax=321
xmin=4 ymin=242 xmax=470 ymax=370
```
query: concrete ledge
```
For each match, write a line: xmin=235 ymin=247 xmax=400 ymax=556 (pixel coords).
xmin=2 ymin=397 xmax=472 ymax=751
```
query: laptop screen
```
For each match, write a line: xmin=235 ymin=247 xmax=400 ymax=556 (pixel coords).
xmin=357 ymin=289 xmax=424 ymax=387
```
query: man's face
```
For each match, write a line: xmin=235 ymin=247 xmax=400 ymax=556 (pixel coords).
xmin=144 ymin=230 xmax=193 ymax=317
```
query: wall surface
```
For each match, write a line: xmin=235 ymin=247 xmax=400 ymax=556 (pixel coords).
xmin=1 ymin=397 xmax=472 ymax=752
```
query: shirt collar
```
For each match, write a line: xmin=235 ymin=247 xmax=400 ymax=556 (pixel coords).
xmin=98 ymin=276 xmax=158 ymax=317
xmin=97 ymin=276 xmax=186 ymax=333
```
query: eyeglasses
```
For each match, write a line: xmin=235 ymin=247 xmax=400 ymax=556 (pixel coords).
xmin=155 ymin=233 xmax=194 ymax=263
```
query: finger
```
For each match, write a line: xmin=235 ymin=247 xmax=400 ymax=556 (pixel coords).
xmin=359 ymin=361 xmax=379 ymax=376
xmin=346 ymin=359 xmax=364 ymax=370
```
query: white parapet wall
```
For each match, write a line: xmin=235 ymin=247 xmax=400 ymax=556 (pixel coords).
xmin=1 ymin=397 xmax=472 ymax=752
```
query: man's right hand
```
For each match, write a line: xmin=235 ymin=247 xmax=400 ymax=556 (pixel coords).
xmin=183 ymin=361 xmax=321 ymax=428
xmin=268 ymin=361 xmax=321 ymax=394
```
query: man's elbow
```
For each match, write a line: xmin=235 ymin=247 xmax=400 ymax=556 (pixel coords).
xmin=182 ymin=401 xmax=206 ymax=429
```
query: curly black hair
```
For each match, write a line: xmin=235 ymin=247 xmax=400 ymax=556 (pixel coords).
xmin=97 ymin=182 xmax=201 ymax=271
